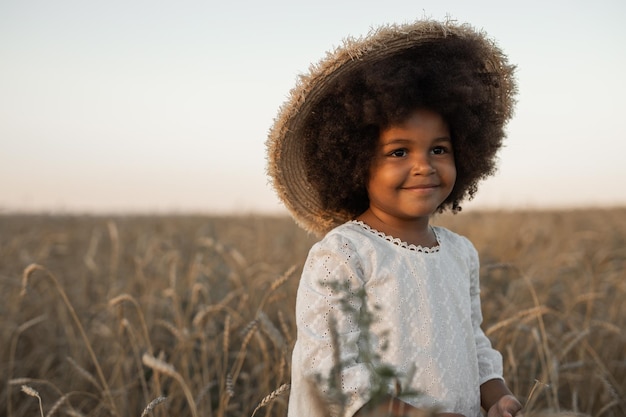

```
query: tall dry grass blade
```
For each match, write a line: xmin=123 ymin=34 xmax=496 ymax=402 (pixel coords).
xmin=250 ymin=383 xmax=290 ymax=417
xmin=20 ymin=264 xmax=120 ymax=417
xmin=141 ymin=353 xmax=198 ymax=417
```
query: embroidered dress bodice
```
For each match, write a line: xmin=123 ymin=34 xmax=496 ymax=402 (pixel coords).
xmin=288 ymin=221 xmax=503 ymax=417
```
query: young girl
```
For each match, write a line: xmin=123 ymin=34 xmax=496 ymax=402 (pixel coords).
xmin=267 ymin=20 xmax=523 ymax=417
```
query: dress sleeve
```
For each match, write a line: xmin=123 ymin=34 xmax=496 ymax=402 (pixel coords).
xmin=294 ymin=234 xmax=373 ymax=417
xmin=467 ymin=239 xmax=504 ymax=384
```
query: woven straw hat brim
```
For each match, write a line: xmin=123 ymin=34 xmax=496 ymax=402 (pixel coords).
xmin=267 ymin=19 xmax=516 ymax=237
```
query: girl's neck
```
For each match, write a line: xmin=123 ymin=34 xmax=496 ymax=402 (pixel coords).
xmin=356 ymin=209 xmax=438 ymax=248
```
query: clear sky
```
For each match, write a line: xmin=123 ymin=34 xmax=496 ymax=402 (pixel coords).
xmin=1 ymin=0 xmax=625 ymax=215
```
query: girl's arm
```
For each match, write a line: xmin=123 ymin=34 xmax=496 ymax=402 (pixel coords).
xmin=293 ymin=235 xmax=374 ymax=416
xmin=464 ymin=238 xmax=522 ymax=416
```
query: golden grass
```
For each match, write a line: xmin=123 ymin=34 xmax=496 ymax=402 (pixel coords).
xmin=1 ymin=209 xmax=624 ymax=417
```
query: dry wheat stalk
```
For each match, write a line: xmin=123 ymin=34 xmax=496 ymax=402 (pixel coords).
xmin=218 ymin=319 xmax=260 ymax=415
xmin=277 ymin=310 xmax=293 ymax=347
xmin=192 ymin=291 xmax=243 ymax=328
xmin=108 ymin=293 xmax=152 ymax=353
xmin=270 ymin=265 xmax=297 ymax=292
xmin=9 ymin=378 xmax=64 ymax=400
xmin=141 ymin=353 xmax=198 ymax=417
xmin=258 ymin=311 xmax=286 ymax=350
xmin=142 ymin=353 xmax=177 ymax=376
xmin=118 ymin=318 xmax=152 ymax=406
xmin=20 ymin=264 xmax=120 ymax=417
xmin=8 ymin=314 xmax=47 ymax=417
xmin=21 ymin=385 xmax=44 ymax=417
xmin=107 ymin=220 xmax=120 ymax=278
xmin=140 ymin=396 xmax=167 ymax=417
xmin=194 ymin=381 xmax=217 ymax=407
xmin=250 ymin=383 xmax=290 ymax=417
xmin=45 ymin=393 xmax=70 ymax=417
xmin=596 ymin=399 xmax=622 ymax=417
xmin=225 ymin=373 xmax=235 ymax=398
xmin=10 ymin=378 xmax=87 ymax=417
xmin=83 ymin=229 xmax=101 ymax=273
xmin=254 ymin=331 xmax=271 ymax=383
xmin=228 ymin=247 xmax=247 ymax=269
xmin=523 ymin=274 xmax=559 ymax=407
xmin=42 ymin=390 xmax=101 ymax=417
xmin=10 ymin=378 xmax=36 ymax=386
xmin=257 ymin=266 xmax=297 ymax=312
xmin=526 ymin=379 xmax=550 ymax=411
xmin=190 ymin=282 xmax=207 ymax=309
xmin=219 ymin=312 xmax=233 ymax=414
xmin=66 ymin=356 xmax=100 ymax=390
xmin=5 ymin=211 xmax=625 ymax=416
xmin=485 ymin=305 xmax=552 ymax=336
xmin=155 ymin=319 xmax=186 ymax=342
xmin=223 ymin=314 xmax=231 ymax=361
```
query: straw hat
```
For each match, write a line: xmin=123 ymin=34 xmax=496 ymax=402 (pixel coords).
xmin=267 ymin=19 xmax=516 ymax=236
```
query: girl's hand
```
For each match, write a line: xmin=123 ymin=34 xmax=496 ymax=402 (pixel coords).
xmin=487 ymin=394 xmax=523 ymax=417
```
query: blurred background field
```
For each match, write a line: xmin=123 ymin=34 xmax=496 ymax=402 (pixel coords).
xmin=1 ymin=208 xmax=625 ymax=417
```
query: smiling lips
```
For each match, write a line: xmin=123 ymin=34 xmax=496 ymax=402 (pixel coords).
xmin=403 ymin=183 xmax=440 ymax=190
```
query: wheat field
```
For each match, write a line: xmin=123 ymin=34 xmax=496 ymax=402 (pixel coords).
xmin=1 ymin=209 xmax=624 ymax=417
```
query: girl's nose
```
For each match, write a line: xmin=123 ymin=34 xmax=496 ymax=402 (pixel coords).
xmin=411 ymin=154 xmax=435 ymax=175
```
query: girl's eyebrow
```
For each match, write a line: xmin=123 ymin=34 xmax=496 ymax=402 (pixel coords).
xmin=432 ymin=136 xmax=453 ymax=144
xmin=381 ymin=136 xmax=452 ymax=146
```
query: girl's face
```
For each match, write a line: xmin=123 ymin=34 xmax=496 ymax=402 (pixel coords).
xmin=364 ymin=108 xmax=456 ymax=227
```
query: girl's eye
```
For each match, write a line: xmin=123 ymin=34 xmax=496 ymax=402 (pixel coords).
xmin=431 ymin=146 xmax=450 ymax=155
xmin=389 ymin=149 xmax=408 ymax=157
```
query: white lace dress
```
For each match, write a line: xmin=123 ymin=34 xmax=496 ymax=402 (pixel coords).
xmin=288 ymin=221 xmax=503 ymax=417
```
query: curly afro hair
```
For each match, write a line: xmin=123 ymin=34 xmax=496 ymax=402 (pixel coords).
xmin=302 ymin=37 xmax=511 ymax=218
